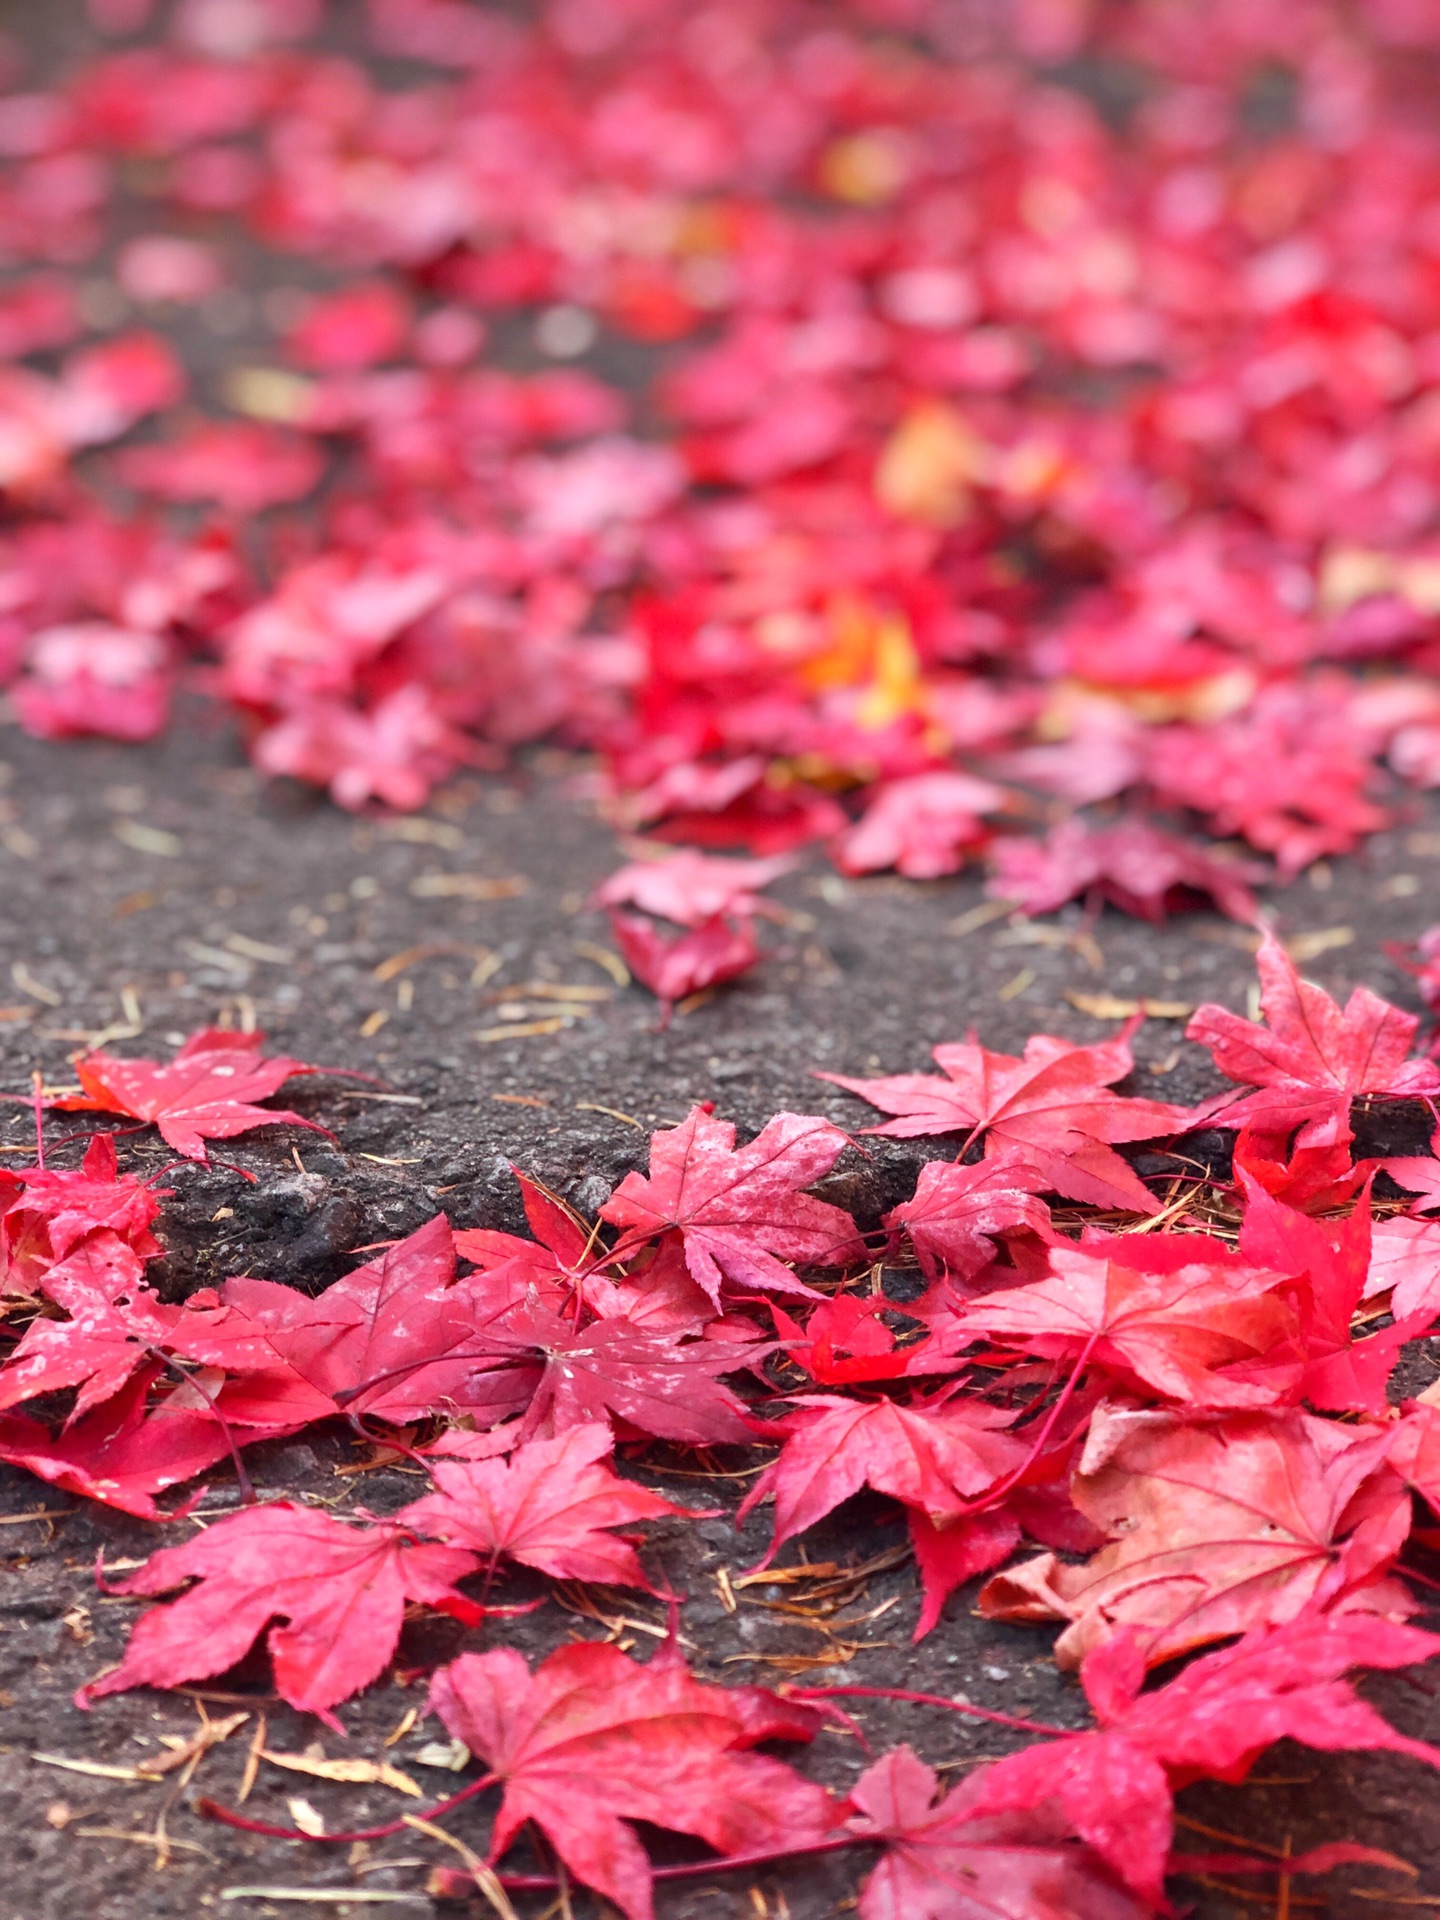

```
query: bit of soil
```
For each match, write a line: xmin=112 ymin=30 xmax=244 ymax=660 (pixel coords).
xmin=3 ymin=707 xmax=1440 ymax=1920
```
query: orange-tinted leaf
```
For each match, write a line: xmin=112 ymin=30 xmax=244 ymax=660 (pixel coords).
xmin=50 ymin=1028 xmax=340 ymax=1163
xmin=978 ymin=1403 xmax=1413 ymax=1668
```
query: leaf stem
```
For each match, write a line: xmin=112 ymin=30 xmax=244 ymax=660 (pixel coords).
xmin=784 ymin=1681 xmax=1070 ymax=1737
xmin=196 ymin=1771 xmax=499 ymax=1843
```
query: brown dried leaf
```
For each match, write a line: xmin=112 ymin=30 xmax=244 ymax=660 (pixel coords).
xmin=263 ymin=1750 xmax=422 ymax=1796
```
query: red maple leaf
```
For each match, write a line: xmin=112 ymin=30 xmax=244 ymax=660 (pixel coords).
xmin=601 ymin=1105 xmax=865 ymax=1306
xmin=396 ymin=1422 xmax=692 ymax=1591
xmin=249 ymin=686 xmax=465 ymax=813
xmin=79 ymin=1502 xmax=485 ymax=1727
xmin=594 ymin=850 xmax=793 ymax=925
xmin=883 ymin=1154 xmax=1053 ymax=1284
xmin=988 ymin=817 xmax=1265 ymax=924
xmin=959 ymin=1231 xmax=1301 ymax=1408
xmin=0 ymin=1215 xmax=538 ymax=1456
xmin=283 ymin=280 xmax=411 ymax=371
xmin=1186 ymin=928 xmax=1440 ymax=1146
xmin=1387 ymin=1400 xmax=1440 ymax=1519
xmin=738 ymin=1394 xmax=1028 ymax=1637
xmin=606 ymin=909 xmax=762 ymax=1019
xmin=455 ymin=1176 xmax=720 ymax=1330
xmin=586 ymin=1232 xmax=719 ymax=1331
xmin=820 ymin=1021 xmax=1189 ymax=1213
xmin=182 ymin=1209 xmax=757 ymax=1446
xmin=832 ymin=771 xmax=1005 ymax=879
xmin=963 ymin=1611 xmax=1440 ymax=1906
xmin=1237 ymin=1180 xmax=1421 ymax=1415
xmin=1367 ymin=1215 xmax=1440 ymax=1323
xmin=489 ymin=1299 xmax=760 ymax=1446
xmin=0 ymin=1132 xmax=163 ymax=1292
xmin=846 ymin=1745 xmax=1148 ymax=1920
xmin=11 ymin=620 xmax=172 ymax=744
xmin=48 ymin=1027 xmax=343 ymax=1163
xmin=58 ymin=330 xmax=186 ymax=444
xmin=0 ymin=1231 xmax=178 ymax=1422
xmin=201 ymin=1214 xmax=550 ymax=1425
xmin=454 ymin=1168 xmax=593 ymax=1292
xmin=427 ymin=1641 xmax=838 ymax=1920
xmin=979 ymin=1403 xmax=1413 ymax=1668
xmin=0 ymin=1372 xmax=252 ymax=1521
xmin=1144 ymin=689 xmax=1389 ymax=878
xmin=1231 ymin=1120 xmax=1371 ymax=1212
xmin=768 ymin=1294 xmax=925 ymax=1387
xmin=116 ymin=420 xmax=325 ymax=515
xmin=1382 ymin=1122 xmax=1440 ymax=1214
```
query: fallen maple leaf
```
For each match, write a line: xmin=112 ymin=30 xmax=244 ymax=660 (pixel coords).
xmin=1366 ymin=1214 xmax=1440 ymax=1322
xmin=1186 ymin=928 xmax=1440 ymax=1147
xmin=0 ymin=1372 xmax=250 ymax=1521
xmin=396 ymin=1422 xmax=691 ymax=1590
xmin=185 ymin=1205 xmax=755 ymax=1446
xmin=883 ymin=1153 xmax=1052 ymax=1284
xmin=1236 ymin=1179 xmax=1420 ymax=1415
xmin=586 ymin=1231 xmax=719 ymax=1331
xmin=833 ymin=771 xmax=1006 ymax=880
xmin=741 ymin=1393 xmax=1024 ymax=1552
xmin=960 ymin=1232 xmax=1301 ymax=1408
xmin=55 ymin=331 xmax=186 ymax=446
xmin=183 ymin=1214 xmax=536 ymax=1430
xmin=988 ymin=817 xmax=1265 ymax=924
xmin=79 ymin=1502 xmax=486 ymax=1727
xmin=116 ymin=420 xmax=325 ymax=515
xmin=978 ymin=1402 xmax=1413 ymax=1668
xmin=453 ymin=1167 xmax=593 ymax=1291
xmin=820 ymin=1021 xmax=1189 ymax=1213
xmin=601 ymin=1105 xmax=865 ymax=1306
xmin=493 ymin=1299 xmax=760 ymax=1446
xmin=606 ymin=908 xmax=762 ymax=1019
xmin=847 ymin=1744 xmax=1148 ymax=1920
xmin=739 ymin=1394 xmax=1028 ymax=1635
xmin=454 ymin=1171 xmax=697 ymax=1332
xmin=284 ymin=280 xmax=411 ymax=371
xmin=1387 ymin=1400 xmax=1440 ymax=1518
xmin=0 ymin=1132 xmax=163 ymax=1291
xmin=0 ymin=1231 xmax=178 ymax=1422
xmin=459 ymin=1186 xmax=721 ymax=1334
xmin=12 ymin=622 xmax=173 ymax=742
xmin=904 ymin=1504 xmax=1041 ymax=1642
xmin=964 ymin=1611 xmax=1440 ymax=1906
xmin=769 ymin=1293 xmax=922 ymax=1387
xmin=1145 ymin=689 xmax=1389 ymax=878
xmin=1231 ymin=1120 xmax=1370 ymax=1212
xmin=48 ymin=1028 xmax=343 ymax=1163
xmin=1381 ymin=1122 xmax=1440 ymax=1215
xmin=428 ymin=1641 xmax=838 ymax=1920
xmin=594 ymin=850 xmax=794 ymax=925
xmin=250 ymin=686 xmax=465 ymax=813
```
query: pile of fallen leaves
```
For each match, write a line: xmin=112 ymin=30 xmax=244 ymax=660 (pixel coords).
xmin=7 ymin=932 xmax=1440 ymax=1913
xmin=5 ymin=1 xmax=1440 ymax=913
